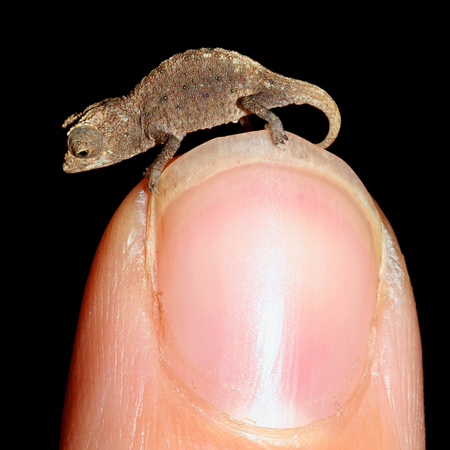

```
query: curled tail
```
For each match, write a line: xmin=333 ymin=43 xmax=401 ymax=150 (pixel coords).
xmin=295 ymin=80 xmax=341 ymax=148
xmin=275 ymin=77 xmax=341 ymax=149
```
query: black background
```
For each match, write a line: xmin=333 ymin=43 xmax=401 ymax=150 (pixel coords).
xmin=19 ymin=6 xmax=443 ymax=448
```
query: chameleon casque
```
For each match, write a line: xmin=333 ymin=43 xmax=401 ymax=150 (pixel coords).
xmin=62 ymin=48 xmax=341 ymax=192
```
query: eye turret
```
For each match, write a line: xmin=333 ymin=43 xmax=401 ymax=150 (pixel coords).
xmin=68 ymin=127 xmax=103 ymax=159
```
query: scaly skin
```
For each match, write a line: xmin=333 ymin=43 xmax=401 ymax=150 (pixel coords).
xmin=62 ymin=48 xmax=341 ymax=192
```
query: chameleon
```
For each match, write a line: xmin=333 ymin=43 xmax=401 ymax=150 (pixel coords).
xmin=62 ymin=47 xmax=341 ymax=192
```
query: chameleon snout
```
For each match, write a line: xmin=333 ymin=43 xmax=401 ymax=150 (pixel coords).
xmin=62 ymin=153 xmax=80 ymax=173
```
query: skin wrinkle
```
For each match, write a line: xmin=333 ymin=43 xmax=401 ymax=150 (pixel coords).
xmin=371 ymin=215 xmax=424 ymax=449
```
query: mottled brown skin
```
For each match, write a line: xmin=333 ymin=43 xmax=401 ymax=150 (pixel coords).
xmin=63 ymin=48 xmax=341 ymax=192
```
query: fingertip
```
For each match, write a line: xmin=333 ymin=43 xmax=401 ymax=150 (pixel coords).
xmin=62 ymin=131 xmax=424 ymax=448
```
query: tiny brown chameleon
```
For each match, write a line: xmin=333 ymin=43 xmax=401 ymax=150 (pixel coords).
xmin=62 ymin=48 xmax=341 ymax=192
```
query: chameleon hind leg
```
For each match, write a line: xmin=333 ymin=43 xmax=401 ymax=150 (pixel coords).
xmin=238 ymin=94 xmax=288 ymax=146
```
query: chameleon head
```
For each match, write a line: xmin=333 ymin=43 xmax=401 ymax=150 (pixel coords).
xmin=63 ymin=98 xmax=155 ymax=173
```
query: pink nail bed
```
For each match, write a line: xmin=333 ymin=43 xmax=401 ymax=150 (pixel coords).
xmin=152 ymin=132 xmax=381 ymax=428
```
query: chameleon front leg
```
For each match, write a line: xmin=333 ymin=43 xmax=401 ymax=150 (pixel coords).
xmin=143 ymin=134 xmax=181 ymax=192
xmin=238 ymin=94 xmax=288 ymax=146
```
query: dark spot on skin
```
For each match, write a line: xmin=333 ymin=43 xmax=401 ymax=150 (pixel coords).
xmin=215 ymin=76 xmax=221 ymax=82
xmin=204 ymin=93 xmax=209 ymax=98
xmin=182 ymin=84 xmax=188 ymax=90
xmin=160 ymin=95 xmax=168 ymax=102
xmin=268 ymin=79 xmax=274 ymax=85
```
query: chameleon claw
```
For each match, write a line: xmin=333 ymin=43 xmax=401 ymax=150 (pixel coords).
xmin=265 ymin=124 xmax=288 ymax=147
xmin=146 ymin=177 xmax=160 ymax=194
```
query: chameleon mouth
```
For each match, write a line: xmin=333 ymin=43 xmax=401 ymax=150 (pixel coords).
xmin=62 ymin=153 xmax=98 ymax=173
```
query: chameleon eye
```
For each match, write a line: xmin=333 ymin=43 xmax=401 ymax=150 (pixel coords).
xmin=68 ymin=127 xmax=102 ymax=159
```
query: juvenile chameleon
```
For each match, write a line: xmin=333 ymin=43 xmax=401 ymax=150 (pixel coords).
xmin=62 ymin=48 xmax=341 ymax=192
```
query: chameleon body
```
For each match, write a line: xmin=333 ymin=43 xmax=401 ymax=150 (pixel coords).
xmin=62 ymin=48 xmax=341 ymax=192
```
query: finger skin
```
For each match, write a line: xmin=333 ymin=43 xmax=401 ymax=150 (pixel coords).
xmin=60 ymin=132 xmax=424 ymax=449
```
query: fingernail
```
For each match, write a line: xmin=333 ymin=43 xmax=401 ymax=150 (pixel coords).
xmin=151 ymin=132 xmax=382 ymax=428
